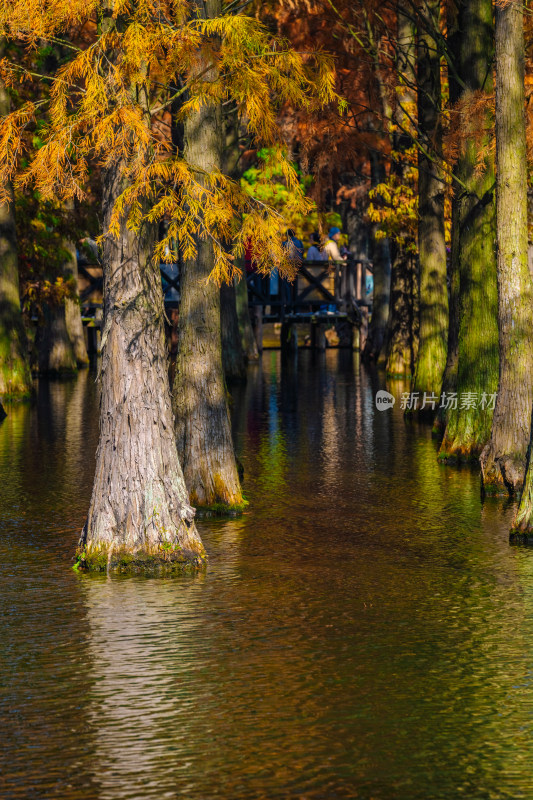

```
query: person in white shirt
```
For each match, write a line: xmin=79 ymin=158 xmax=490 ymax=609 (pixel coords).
xmin=306 ymin=232 xmax=327 ymax=261
xmin=324 ymin=227 xmax=347 ymax=262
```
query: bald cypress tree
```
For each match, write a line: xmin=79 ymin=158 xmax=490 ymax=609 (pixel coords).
xmin=438 ymin=0 xmax=498 ymax=462
xmin=0 ymin=39 xmax=31 ymax=399
xmin=0 ymin=0 xmax=337 ymax=569
xmin=481 ymin=0 xmax=533 ymax=496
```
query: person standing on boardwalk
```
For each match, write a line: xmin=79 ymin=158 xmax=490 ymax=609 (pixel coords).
xmin=306 ymin=232 xmax=327 ymax=261
xmin=324 ymin=227 xmax=347 ymax=262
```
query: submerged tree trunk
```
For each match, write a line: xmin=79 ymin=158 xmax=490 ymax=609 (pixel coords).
xmin=78 ymin=162 xmax=205 ymax=572
xmin=365 ymin=231 xmax=391 ymax=362
xmin=64 ymin=238 xmax=90 ymax=367
xmin=363 ymin=151 xmax=391 ymax=363
xmin=221 ymin=279 xmax=247 ymax=381
xmin=413 ymin=0 xmax=448 ymax=400
xmin=235 ymin=275 xmax=259 ymax=361
xmin=174 ymin=237 xmax=244 ymax=510
xmin=438 ymin=0 xmax=498 ymax=462
xmin=173 ymin=0 xmax=243 ymax=512
xmin=434 ymin=195 xmax=459 ymax=437
xmin=363 ymin=151 xmax=391 ymax=362
xmin=386 ymin=250 xmax=417 ymax=378
xmin=483 ymin=0 xmax=533 ymax=496
xmin=38 ymin=301 xmax=77 ymax=375
xmin=0 ymin=41 xmax=32 ymax=399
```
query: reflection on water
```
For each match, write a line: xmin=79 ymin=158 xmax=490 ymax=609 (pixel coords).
xmin=2 ymin=353 xmax=533 ymax=798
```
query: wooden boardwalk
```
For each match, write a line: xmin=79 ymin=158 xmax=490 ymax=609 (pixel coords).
xmin=78 ymin=256 xmax=373 ymax=352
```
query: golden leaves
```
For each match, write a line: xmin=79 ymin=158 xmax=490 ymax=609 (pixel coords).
xmin=0 ymin=1 xmax=338 ymax=283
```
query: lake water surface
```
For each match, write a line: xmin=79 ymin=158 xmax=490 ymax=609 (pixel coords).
xmin=1 ymin=351 xmax=533 ymax=800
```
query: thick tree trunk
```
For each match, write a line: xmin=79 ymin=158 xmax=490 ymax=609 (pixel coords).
xmin=438 ymin=0 xmax=498 ymax=462
xmin=0 ymin=42 xmax=32 ymax=399
xmin=221 ymin=279 xmax=247 ymax=381
xmin=173 ymin=0 xmax=243 ymax=512
xmin=235 ymin=275 xmax=259 ymax=361
xmin=174 ymin=236 xmax=244 ymax=510
xmin=64 ymin=238 xmax=90 ymax=367
xmin=483 ymin=0 xmax=533 ymax=497
xmin=78 ymin=162 xmax=205 ymax=572
xmin=413 ymin=0 xmax=448 ymax=399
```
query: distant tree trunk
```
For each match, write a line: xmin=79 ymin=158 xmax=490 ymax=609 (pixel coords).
xmin=235 ymin=275 xmax=259 ymax=361
xmin=386 ymin=249 xmax=417 ymax=378
xmin=0 ymin=40 xmax=32 ymax=399
xmin=434 ymin=195 xmax=459 ymax=437
xmin=221 ymin=279 xmax=247 ymax=381
xmin=438 ymin=0 xmax=498 ymax=462
xmin=413 ymin=0 xmax=448 ymax=400
xmin=363 ymin=154 xmax=391 ymax=362
xmin=433 ymin=2 xmax=461 ymax=438
xmin=0 ymin=401 xmax=5 ymax=420
xmin=38 ymin=301 xmax=77 ymax=375
xmin=386 ymin=5 xmax=418 ymax=378
xmin=63 ymin=237 xmax=90 ymax=367
xmin=221 ymin=87 xmax=258 ymax=366
xmin=482 ymin=0 xmax=533 ymax=496
xmin=78 ymin=161 xmax=205 ymax=572
xmin=173 ymin=0 xmax=243 ymax=512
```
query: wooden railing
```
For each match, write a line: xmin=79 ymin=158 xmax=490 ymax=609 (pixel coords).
xmin=246 ymin=258 xmax=372 ymax=322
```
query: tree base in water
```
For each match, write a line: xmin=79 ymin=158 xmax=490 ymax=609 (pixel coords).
xmin=74 ymin=546 xmax=206 ymax=575
xmin=437 ymin=448 xmax=480 ymax=465
xmin=195 ymin=499 xmax=248 ymax=518
xmin=509 ymin=531 xmax=533 ymax=546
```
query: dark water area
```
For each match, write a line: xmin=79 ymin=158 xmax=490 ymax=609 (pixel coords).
xmin=2 ymin=352 xmax=533 ymax=800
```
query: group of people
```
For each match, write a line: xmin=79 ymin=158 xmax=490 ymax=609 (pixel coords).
xmin=282 ymin=227 xmax=348 ymax=264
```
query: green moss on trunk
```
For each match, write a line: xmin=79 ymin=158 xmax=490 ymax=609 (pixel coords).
xmin=481 ymin=0 xmax=533 ymax=496
xmin=0 ymin=40 xmax=32 ymax=400
xmin=413 ymin=0 xmax=448 ymax=400
xmin=172 ymin=0 xmax=244 ymax=511
xmin=438 ymin=0 xmax=498 ymax=463
xmin=74 ymin=545 xmax=206 ymax=575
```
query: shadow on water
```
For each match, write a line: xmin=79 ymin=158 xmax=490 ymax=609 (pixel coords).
xmin=2 ymin=353 xmax=533 ymax=799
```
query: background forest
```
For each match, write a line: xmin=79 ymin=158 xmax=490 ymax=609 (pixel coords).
xmin=1 ymin=0 xmax=533 ymax=565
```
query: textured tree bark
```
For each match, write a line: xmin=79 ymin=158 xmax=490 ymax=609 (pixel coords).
xmin=174 ymin=236 xmax=244 ymax=510
xmin=483 ymin=0 xmax=533 ymax=497
xmin=0 ymin=40 xmax=32 ymax=399
xmin=37 ymin=301 xmax=77 ymax=375
xmin=221 ymin=279 xmax=247 ymax=381
xmin=413 ymin=0 xmax=448 ymax=399
xmin=64 ymin=238 xmax=90 ymax=367
xmin=235 ymin=275 xmax=259 ymax=361
xmin=438 ymin=0 xmax=498 ymax=462
xmin=77 ymin=161 xmax=205 ymax=572
xmin=173 ymin=0 xmax=243 ymax=512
